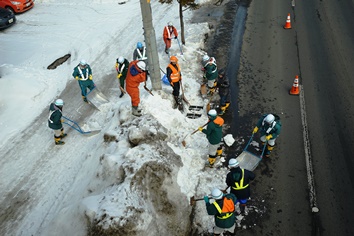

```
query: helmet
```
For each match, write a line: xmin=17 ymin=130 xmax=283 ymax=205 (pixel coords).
xmin=211 ymin=188 xmax=223 ymax=200
xmin=170 ymin=56 xmax=178 ymax=63
xmin=55 ymin=99 xmax=64 ymax=107
xmin=208 ymin=109 xmax=217 ymax=117
xmin=228 ymin=158 xmax=239 ymax=168
xmin=118 ymin=56 xmax=124 ymax=64
xmin=137 ymin=42 xmax=143 ymax=49
xmin=264 ymin=114 xmax=275 ymax=124
xmin=203 ymin=55 xmax=210 ymax=61
xmin=168 ymin=21 xmax=173 ymax=27
xmin=218 ymin=68 xmax=225 ymax=76
xmin=80 ymin=60 xmax=87 ymax=66
xmin=137 ymin=61 xmax=146 ymax=71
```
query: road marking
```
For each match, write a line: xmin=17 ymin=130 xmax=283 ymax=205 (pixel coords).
xmin=299 ymin=85 xmax=319 ymax=213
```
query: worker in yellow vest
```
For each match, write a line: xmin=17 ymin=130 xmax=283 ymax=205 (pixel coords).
xmin=225 ymin=158 xmax=255 ymax=215
xmin=204 ymin=188 xmax=237 ymax=236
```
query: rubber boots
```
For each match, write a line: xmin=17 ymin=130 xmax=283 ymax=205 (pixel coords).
xmin=219 ymin=106 xmax=226 ymax=115
xmin=225 ymin=102 xmax=230 ymax=109
xmin=82 ymin=96 xmax=88 ymax=103
xmin=132 ymin=106 xmax=142 ymax=116
xmin=208 ymin=155 xmax=216 ymax=167
xmin=216 ymin=146 xmax=223 ymax=156
xmin=60 ymin=128 xmax=67 ymax=138
xmin=54 ymin=135 xmax=65 ymax=145
xmin=264 ymin=144 xmax=274 ymax=157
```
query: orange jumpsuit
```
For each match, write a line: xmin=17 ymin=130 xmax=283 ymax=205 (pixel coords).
xmin=125 ymin=60 xmax=147 ymax=107
xmin=163 ymin=26 xmax=178 ymax=50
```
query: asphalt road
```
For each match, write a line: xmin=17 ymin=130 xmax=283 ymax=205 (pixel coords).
xmin=202 ymin=0 xmax=354 ymax=235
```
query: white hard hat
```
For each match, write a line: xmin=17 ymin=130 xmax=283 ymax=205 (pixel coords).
xmin=137 ymin=61 xmax=146 ymax=71
xmin=203 ymin=55 xmax=210 ymax=61
xmin=208 ymin=109 xmax=217 ymax=117
xmin=211 ymin=188 xmax=223 ymax=200
xmin=118 ymin=56 xmax=124 ymax=64
xmin=168 ymin=21 xmax=173 ymax=27
xmin=228 ymin=158 xmax=239 ymax=168
xmin=80 ymin=60 xmax=87 ymax=66
xmin=55 ymin=99 xmax=64 ymax=106
xmin=264 ymin=114 xmax=275 ymax=124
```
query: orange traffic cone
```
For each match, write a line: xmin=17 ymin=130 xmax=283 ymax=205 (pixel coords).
xmin=284 ymin=13 xmax=292 ymax=29
xmin=290 ymin=75 xmax=300 ymax=95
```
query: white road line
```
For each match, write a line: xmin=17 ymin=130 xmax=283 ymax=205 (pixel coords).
xmin=299 ymin=85 xmax=319 ymax=213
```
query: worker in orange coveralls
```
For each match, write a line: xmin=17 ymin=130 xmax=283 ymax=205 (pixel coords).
xmin=163 ymin=21 xmax=178 ymax=54
xmin=125 ymin=60 xmax=148 ymax=116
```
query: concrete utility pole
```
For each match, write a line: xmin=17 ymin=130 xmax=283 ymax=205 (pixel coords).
xmin=139 ymin=0 xmax=162 ymax=91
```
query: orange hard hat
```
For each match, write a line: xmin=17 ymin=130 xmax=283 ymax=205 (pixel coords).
xmin=170 ymin=56 xmax=178 ymax=63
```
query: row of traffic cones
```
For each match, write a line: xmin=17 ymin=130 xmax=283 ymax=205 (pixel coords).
xmin=283 ymin=13 xmax=300 ymax=95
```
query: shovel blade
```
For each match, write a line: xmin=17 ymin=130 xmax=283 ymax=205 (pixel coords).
xmin=87 ymin=87 xmax=109 ymax=110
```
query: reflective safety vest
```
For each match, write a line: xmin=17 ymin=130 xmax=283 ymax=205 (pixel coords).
xmin=232 ymin=169 xmax=249 ymax=190
xmin=167 ymin=63 xmax=181 ymax=83
xmin=213 ymin=198 xmax=235 ymax=220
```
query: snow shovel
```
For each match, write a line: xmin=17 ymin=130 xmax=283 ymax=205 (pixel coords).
xmin=175 ymin=38 xmax=186 ymax=61
xmin=86 ymin=86 xmax=109 ymax=111
xmin=144 ymin=84 xmax=154 ymax=96
xmin=181 ymin=121 xmax=209 ymax=147
xmin=235 ymin=133 xmax=267 ymax=171
xmin=62 ymin=116 xmax=100 ymax=136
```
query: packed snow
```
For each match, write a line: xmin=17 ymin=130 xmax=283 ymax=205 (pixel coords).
xmin=0 ymin=0 xmax=244 ymax=235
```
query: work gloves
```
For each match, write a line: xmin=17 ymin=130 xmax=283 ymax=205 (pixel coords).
xmin=203 ymin=196 xmax=209 ymax=204
xmin=266 ymin=134 xmax=273 ymax=140
xmin=75 ymin=76 xmax=79 ymax=80
xmin=89 ymin=75 xmax=93 ymax=80
xmin=117 ymin=73 xmax=122 ymax=79
xmin=252 ymin=127 xmax=258 ymax=134
xmin=198 ymin=127 xmax=204 ymax=132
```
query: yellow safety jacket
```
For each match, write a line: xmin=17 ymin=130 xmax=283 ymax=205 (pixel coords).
xmin=212 ymin=198 xmax=235 ymax=220
xmin=232 ymin=169 xmax=249 ymax=190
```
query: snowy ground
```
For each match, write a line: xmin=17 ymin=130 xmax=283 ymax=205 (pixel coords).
xmin=0 ymin=0 xmax=245 ymax=235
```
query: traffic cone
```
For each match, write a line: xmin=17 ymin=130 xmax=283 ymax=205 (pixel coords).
xmin=284 ymin=13 xmax=292 ymax=29
xmin=289 ymin=75 xmax=300 ymax=95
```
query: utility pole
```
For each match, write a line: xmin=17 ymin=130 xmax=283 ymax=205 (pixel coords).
xmin=139 ymin=0 xmax=162 ymax=91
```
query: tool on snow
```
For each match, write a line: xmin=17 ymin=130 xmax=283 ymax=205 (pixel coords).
xmin=86 ymin=86 xmax=109 ymax=111
xmin=235 ymin=133 xmax=267 ymax=171
xmin=62 ymin=116 xmax=101 ymax=136
xmin=119 ymin=86 xmax=126 ymax=95
xmin=144 ymin=84 xmax=154 ymax=96
xmin=182 ymin=122 xmax=209 ymax=147
xmin=176 ymin=38 xmax=183 ymax=55
xmin=200 ymin=83 xmax=207 ymax=97
xmin=180 ymin=80 xmax=189 ymax=105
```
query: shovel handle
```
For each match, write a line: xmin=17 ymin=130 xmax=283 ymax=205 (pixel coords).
xmin=144 ymin=85 xmax=154 ymax=96
xmin=191 ymin=122 xmax=209 ymax=135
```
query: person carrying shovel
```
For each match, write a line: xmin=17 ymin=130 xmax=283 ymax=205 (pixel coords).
xmin=204 ymin=188 xmax=237 ymax=236
xmin=125 ymin=60 xmax=148 ymax=116
xmin=252 ymin=113 xmax=282 ymax=157
xmin=225 ymin=158 xmax=255 ymax=215
xmin=198 ymin=109 xmax=224 ymax=167
xmin=166 ymin=55 xmax=182 ymax=110
xmin=115 ymin=56 xmax=129 ymax=98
